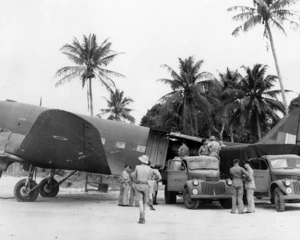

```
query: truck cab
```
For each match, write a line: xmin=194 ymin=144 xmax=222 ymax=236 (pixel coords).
xmin=164 ymin=156 xmax=232 ymax=209
xmin=249 ymin=154 xmax=300 ymax=211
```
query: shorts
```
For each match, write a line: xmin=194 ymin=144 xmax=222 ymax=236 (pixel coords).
xmin=135 ymin=184 xmax=149 ymax=203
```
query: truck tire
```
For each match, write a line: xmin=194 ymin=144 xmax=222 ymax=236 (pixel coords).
xmin=183 ymin=188 xmax=199 ymax=209
xmin=164 ymin=185 xmax=176 ymax=204
xmin=274 ymin=187 xmax=285 ymax=212
xmin=219 ymin=199 xmax=232 ymax=209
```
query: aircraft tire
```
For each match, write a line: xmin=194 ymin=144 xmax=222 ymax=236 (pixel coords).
xmin=183 ymin=188 xmax=199 ymax=209
xmin=164 ymin=185 xmax=176 ymax=204
xmin=40 ymin=179 xmax=59 ymax=197
xmin=274 ymin=187 xmax=285 ymax=212
xmin=14 ymin=179 xmax=39 ymax=202
xmin=219 ymin=199 xmax=232 ymax=209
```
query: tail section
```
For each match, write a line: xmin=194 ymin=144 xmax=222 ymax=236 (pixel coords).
xmin=260 ymin=109 xmax=300 ymax=145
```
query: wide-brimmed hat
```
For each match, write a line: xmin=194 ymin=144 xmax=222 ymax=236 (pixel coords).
xmin=138 ymin=155 xmax=149 ymax=164
xmin=209 ymin=136 xmax=216 ymax=140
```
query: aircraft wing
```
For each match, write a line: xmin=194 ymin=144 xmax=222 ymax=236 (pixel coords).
xmin=16 ymin=109 xmax=111 ymax=174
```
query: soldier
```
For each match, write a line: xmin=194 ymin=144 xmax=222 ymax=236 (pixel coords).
xmin=244 ymin=160 xmax=256 ymax=213
xmin=230 ymin=159 xmax=249 ymax=214
xmin=178 ymin=140 xmax=189 ymax=158
xmin=131 ymin=155 xmax=160 ymax=224
xmin=148 ymin=162 xmax=162 ymax=210
xmin=118 ymin=164 xmax=132 ymax=206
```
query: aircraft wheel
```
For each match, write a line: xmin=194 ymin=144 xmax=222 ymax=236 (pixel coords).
xmin=274 ymin=187 xmax=285 ymax=212
xmin=219 ymin=199 xmax=232 ymax=209
xmin=183 ymin=188 xmax=199 ymax=209
xmin=40 ymin=179 xmax=59 ymax=197
xmin=14 ymin=179 xmax=39 ymax=202
xmin=164 ymin=185 xmax=176 ymax=204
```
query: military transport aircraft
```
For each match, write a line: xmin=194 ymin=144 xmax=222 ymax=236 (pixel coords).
xmin=0 ymin=100 xmax=172 ymax=202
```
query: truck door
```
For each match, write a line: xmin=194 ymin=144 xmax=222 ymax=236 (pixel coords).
xmin=145 ymin=129 xmax=169 ymax=169
xmin=167 ymin=159 xmax=188 ymax=192
xmin=249 ymin=158 xmax=271 ymax=193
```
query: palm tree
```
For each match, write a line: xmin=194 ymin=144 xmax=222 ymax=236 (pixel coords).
xmin=226 ymin=64 xmax=285 ymax=140
xmin=215 ymin=68 xmax=243 ymax=141
xmin=158 ymin=56 xmax=215 ymax=136
xmin=97 ymin=87 xmax=135 ymax=123
xmin=55 ymin=34 xmax=123 ymax=116
xmin=228 ymin=0 xmax=300 ymax=114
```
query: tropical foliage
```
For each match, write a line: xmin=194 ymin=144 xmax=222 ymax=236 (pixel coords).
xmin=157 ymin=56 xmax=215 ymax=136
xmin=141 ymin=60 xmax=286 ymax=143
xmin=97 ymin=87 xmax=135 ymax=124
xmin=228 ymin=0 xmax=300 ymax=114
xmin=55 ymin=34 xmax=123 ymax=116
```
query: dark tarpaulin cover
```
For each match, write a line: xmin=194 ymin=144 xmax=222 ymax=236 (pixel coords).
xmin=219 ymin=144 xmax=300 ymax=178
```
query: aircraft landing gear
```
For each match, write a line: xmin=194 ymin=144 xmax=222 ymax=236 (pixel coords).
xmin=40 ymin=170 xmax=59 ymax=197
xmin=14 ymin=165 xmax=39 ymax=202
xmin=39 ymin=170 xmax=77 ymax=198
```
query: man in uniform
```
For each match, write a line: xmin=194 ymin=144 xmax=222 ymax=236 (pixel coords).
xmin=131 ymin=155 xmax=160 ymax=224
xmin=230 ymin=159 xmax=249 ymax=214
xmin=208 ymin=136 xmax=221 ymax=158
xmin=244 ymin=160 xmax=256 ymax=213
xmin=148 ymin=162 xmax=162 ymax=209
xmin=178 ymin=141 xmax=189 ymax=158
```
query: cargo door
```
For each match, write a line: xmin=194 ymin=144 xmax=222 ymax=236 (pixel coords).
xmin=249 ymin=158 xmax=270 ymax=193
xmin=145 ymin=129 xmax=169 ymax=168
xmin=167 ymin=159 xmax=188 ymax=191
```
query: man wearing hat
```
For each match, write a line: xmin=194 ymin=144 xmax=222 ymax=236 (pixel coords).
xmin=131 ymin=155 xmax=160 ymax=224
xmin=208 ymin=135 xmax=221 ymax=158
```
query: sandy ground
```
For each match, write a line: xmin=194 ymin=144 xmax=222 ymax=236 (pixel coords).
xmin=1 ymin=176 xmax=300 ymax=240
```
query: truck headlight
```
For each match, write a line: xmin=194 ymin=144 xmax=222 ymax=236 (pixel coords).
xmin=192 ymin=189 xmax=198 ymax=195
xmin=284 ymin=180 xmax=291 ymax=187
xmin=193 ymin=180 xmax=199 ymax=186
xmin=226 ymin=179 xmax=232 ymax=186
xmin=286 ymin=188 xmax=292 ymax=194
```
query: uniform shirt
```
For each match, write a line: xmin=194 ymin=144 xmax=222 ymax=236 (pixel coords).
xmin=132 ymin=165 xmax=160 ymax=183
xmin=148 ymin=169 xmax=162 ymax=187
xmin=230 ymin=165 xmax=249 ymax=187
xmin=178 ymin=144 xmax=189 ymax=157
xmin=245 ymin=167 xmax=256 ymax=189
xmin=208 ymin=141 xmax=221 ymax=155
xmin=121 ymin=170 xmax=130 ymax=184
xmin=198 ymin=145 xmax=210 ymax=156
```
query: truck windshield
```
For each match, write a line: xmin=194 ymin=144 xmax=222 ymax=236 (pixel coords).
xmin=188 ymin=159 xmax=219 ymax=170
xmin=270 ymin=158 xmax=300 ymax=169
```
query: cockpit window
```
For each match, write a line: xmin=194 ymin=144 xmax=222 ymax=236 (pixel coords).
xmin=188 ymin=159 xmax=219 ymax=170
xmin=270 ymin=158 xmax=300 ymax=169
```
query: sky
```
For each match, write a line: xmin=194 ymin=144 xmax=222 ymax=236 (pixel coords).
xmin=1 ymin=0 xmax=300 ymax=124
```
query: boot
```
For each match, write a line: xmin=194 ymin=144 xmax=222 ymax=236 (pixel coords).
xmin=138 ymin=212 xmax=145 ymax=224
xmin=153 ymin=192 xmax=158 ymax=205
xmin=149 ymin=199 xmax=156 ymax=211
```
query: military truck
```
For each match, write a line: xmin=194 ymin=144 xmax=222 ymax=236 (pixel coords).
xmin=164 ymin=156 xmax=233 ymax=209
xmin=145 ymin=130 xmax=233 ymax=209
xmin=220 ymin=144 xmax=300 ymax=212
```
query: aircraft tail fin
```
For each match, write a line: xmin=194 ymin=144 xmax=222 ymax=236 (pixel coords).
xmin=259 ymin=108 xmax=300 ymax=145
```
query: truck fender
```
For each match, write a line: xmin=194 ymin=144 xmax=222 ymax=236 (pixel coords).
xmin=269 ymin=181 xmax=286 ymax=199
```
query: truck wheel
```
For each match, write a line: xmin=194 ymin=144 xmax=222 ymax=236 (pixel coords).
xmin=219 ymin=199 xmax=232 ymax=209
xmin=164 ymin=186 xmax=176 ymax=204
xmin=183 ymin=188 xmax=199 ymax=209
xmin=274 ymin=187 xmax=285 ymax=212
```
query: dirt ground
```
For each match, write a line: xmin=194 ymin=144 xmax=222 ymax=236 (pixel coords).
xmin=1 ymin=176 xmax=300 ymax=240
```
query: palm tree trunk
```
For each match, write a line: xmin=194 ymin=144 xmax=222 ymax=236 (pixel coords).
xmin=89 ymin=78 xmax=94 ymax=117
xmin=265 ymin=22 xmax=288 ymax=115
xmin=256 ymin=113 xmax=262 ymax=140
xmin=220 ymin=122 xmax=225 ymax=141
xmin=230 ymin=125 xmax=234 ymax=142
xmin=183 ymin=96 xmax=188 ymax=134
